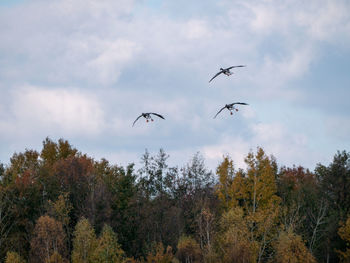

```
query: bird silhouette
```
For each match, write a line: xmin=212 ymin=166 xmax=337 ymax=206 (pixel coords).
xmin=132 ymin=112 xmax=165 ymax=126
xmin=214 ymin=102 xmax=248 ymax=118
xmin=209 ymin=65 xmax=246 ymax=83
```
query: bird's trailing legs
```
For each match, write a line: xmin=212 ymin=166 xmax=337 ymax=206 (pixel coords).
xmin=133 ymin=112 xmax=165 ymax=126
xmin=229 ymin=108 xmax=239 ymax=115
xmin=213 ymin=102 xmax=248 ymax=119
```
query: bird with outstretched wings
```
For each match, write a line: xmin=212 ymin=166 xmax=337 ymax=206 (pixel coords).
xmin=214 ymin=102 xmax=248 ymax=118
xmin=209 ymin=65 xmax=246 ymax=83
xmin=132 ymin=112 xmax=165 ymax=126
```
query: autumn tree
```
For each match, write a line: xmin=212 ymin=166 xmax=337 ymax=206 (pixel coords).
xmin=217 ymin=207 xmax=257 ymax=263
xmin=3 ymin=150 xmax=43 ymax=259
xmin=277 ymin=166 xmax=326 ymax=256
xmin=30 ymin=215 xmax=67 ymax=263
xmin=52 ymin=155 xmax=94 ymax=225
xmin=48 ymin=193 xmax=73 ymax=251
xmin=4 ymin=149 xmax=40 ymax=184
xmin=337 ymin=216 xmax=350 ymax=262
xmin=40 ymin=137 xmax=78 ymax=167
xmin=197 ymin=208 xmax=214 ymax=253
xmin=5 ymin=251 xmax=26 ymax=263
xmin=273 ymin=229 xmax=316 ymax=263
xmin=215 ymin=147 xmax=281 ymax=262
xmin=215 ymin=156 xmax=235 ymax=211
xmin=46 ymin=251 xmax=65 ymax=263
xmin=92 ymin=224 xmax=125 ymax=263
xmin=71 ymin=217 xmax=97 ymax=263
xmin=176 ymin=235 xmax=202 ymax=263
xmin=1 ymin=137 xmax=348 ymax=263
xmin=145 ymin=243 xmax=173 ymax=263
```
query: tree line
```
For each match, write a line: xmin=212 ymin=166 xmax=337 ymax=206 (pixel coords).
xmin=0 ymin=137 xmax=349 ymax=262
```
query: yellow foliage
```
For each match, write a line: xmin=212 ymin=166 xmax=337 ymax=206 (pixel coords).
xmin=216 ymin=148 xmax=282 ymax=262
xmin=145 ymin=243 xmax=173 ymax=263
xmin=274 ymin=229 xmax=316 ymax=263
xmin=46 ymin=251 xmax=66 ymax=263
xmin=71 ymin=217 xmax=97 ymax=263
xmin=48 ymin=193 xmax=72 ymax=227
xmin=337 ymin=216 xmax=350 ymax=262
xmin=218 ymin=207 xmax=258 ymax=263
xmin=215 ymin=156 xmax=237 ymax=210
xmin=5 ymin=251 xmax=26 ymax=263
xmin=176 ymin=235 xmax=202 ymax=263
xmin=91 ymin=224 xmax=125 ymax=263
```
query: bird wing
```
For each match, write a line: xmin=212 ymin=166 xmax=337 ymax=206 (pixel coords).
xmin=150 ymin=113 xmax=165 ymax=120
xmin=132 ymin=114 xmax=143 ymax=127
xmin=213 ymin=106 xmax=227 ymax=119
xmin=227 ymin=65 xmax=246 ymax=70
xmin=209 ymin=71 xmax=223 ymax=83
xmin=232 ymin=102 xmax=249 ymax=105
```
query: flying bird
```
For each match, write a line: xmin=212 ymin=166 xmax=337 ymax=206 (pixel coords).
xmin=132 ymin=112 xmax=165 ymax=126
xmin=214 ymin=102 xmax=249 ymax=118
xmin=209 ymin=65 xmax=246 ymax=83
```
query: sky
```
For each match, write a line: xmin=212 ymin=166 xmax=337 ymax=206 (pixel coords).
xmin=0 ymin=0 xmax=349 ymax=172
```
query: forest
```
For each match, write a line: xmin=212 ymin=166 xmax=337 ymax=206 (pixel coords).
xmin=0 ymin=138 xmax=349 ymax=263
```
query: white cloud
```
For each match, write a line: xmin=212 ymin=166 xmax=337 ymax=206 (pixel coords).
xmin=0 ymin=0 xmax=139 ymax=86
xmin=243 ymin=0 xmax=350 ymax=42
xmin=296 ymin=1 xmax=350 ymax=42
xmin=246 ymin=46 xmax=314 ymax=101
xmin=4 ymin=86 xmax=105 ymax=136
xmin=87 ymin=39 xmax=140 ymax=85
xmin=202 ymin=136 xmax=250 ymax=169
xmin=52 ymin=0 xmax=135 ymax=18
xmin=249 ymin=4 xmax=282 ymax=33
xmin=184 ymin=20 xmax=211 ymax=40
xmin=201 ymin=121 xmax=319 ymax=170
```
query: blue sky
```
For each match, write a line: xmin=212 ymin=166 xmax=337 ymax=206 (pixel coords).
xmin=0 ymin=0 xmax=349 ymax=171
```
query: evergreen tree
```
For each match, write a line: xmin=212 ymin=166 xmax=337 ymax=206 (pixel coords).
xmin=316 ymin=150 xmax=350 ymax=261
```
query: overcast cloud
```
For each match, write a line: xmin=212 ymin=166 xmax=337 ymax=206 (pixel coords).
xmin=0 ymin=0 xmax=349 ymax=171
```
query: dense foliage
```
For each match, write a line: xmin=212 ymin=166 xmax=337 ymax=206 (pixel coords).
xmin=0 ymin=138 xmax=349 ymax=262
